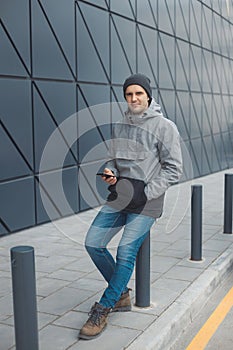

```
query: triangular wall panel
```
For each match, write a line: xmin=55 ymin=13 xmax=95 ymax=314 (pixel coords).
xmin=158 ymin=0 xmax=174 ymax=35
xmin=0 ymin=79 xmax=33 ymax=168
xmin=111 ymin=0 xmax=135 ymax=19
xmin=110 ymin=17 xmax=132 ymax=83
xmin=0 ymin=125 xmax=32 ymax=181
xmin=176 ymin=39 xmax=189 ymax=90
xmin=32 ymin=0 xmax=73 ymax=79
xmin=176 ymin=0 xmax=189 ymax=40
xmin=0 ymin=25 xmax=28 ymax=76
xmin=137 ymin=0 xmax=156 ymax=27
xmin=40 ymin=0 xmax=76 ymax=76
xmin=137 ymin=25 xmax=158 ymax=86
xmin=33 ymin=84 xmax=76 ymax=172
xmin=76 ymin=4 xmax=108 ymax=82
xmin=79 ymin=2 xmax=110 ymax=78
xmin=112 ymin=14 xmax=136 ymax=74
xmin=0 ymin=0 xmax=31 ymax=72
xmin=158 ymin=33 xmax=174 ymax=88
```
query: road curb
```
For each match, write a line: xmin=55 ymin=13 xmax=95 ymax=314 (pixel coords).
xmin=126 ymin=244 xmax=233 ymax=350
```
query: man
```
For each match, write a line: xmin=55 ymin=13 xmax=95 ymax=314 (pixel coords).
xmin=79 ymin=73 xmax=183 ymax=340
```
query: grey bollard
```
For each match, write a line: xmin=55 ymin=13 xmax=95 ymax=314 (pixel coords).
xmin=224 ymin=173 xmax=233 ymax=234
xmin=135 ymin=232 xmax=150 ymax=307
xmin=191 ymin=185 xmax=202 ymax=261
xmin=10 ymin=246 xmax=39 ymax=350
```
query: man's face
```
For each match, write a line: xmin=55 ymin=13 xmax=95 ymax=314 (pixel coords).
xmin=125 ymin=85 xmax=149 ymax=115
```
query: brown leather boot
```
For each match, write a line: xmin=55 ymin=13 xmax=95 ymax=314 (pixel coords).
xmin=79 ymin=302 xmax=111 ymax=340
xmin=112 ymin=289 xmax=132 ymax=312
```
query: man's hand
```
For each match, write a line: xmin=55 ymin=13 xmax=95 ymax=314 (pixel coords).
xmin=101 ymin=168 xmax=117 ymax=185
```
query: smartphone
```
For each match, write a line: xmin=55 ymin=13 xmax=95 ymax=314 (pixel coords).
xmin=96 ymin=173 xmax=115 ymax=178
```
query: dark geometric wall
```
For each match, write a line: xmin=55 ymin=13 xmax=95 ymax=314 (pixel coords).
xmin=1 ymin=0 xmax=233 ymax=235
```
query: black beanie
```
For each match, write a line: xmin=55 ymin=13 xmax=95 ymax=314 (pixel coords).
xmin=123 ymin=73 xmax=152 ymax=100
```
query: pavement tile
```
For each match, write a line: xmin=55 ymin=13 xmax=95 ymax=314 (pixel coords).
xmin=202 ymin=230 xmax=219 ymax=242
xmin=39 ymin=312 xmax=59 ymax=330
xmin=203 ymin=239 xmax=232 ymax=252
xmin=83 ymin=269 xmax=106 ymax=281
xmin=150 ymin=271 xmax=162 ymax=283
xmin=69 ymin=277 xmax=107 ymax=292
xmin=150 ymin=256 xmax=180 ymax=273
xmin=0 ymin=324 xmax=14 ymax=350
xmin=0 ymin=294 xmax=13 ymax=320
xmin=152 ymin=277 xmax=190 ymax=293
xmin=0 ymin=270 xmax=10 ymax=278
xmin=202 ymin=249 xmax=222 ymax=258
xmin=163 ymin=265 xmax=203 ymax=282
xmin=48 ymin=269 xmax=86 ymax=282
xmin=150 ymin=241 xmax=170 ymax=253
xmin=3 ymin=311 xmax=58 ymax=330
xmin=109 ymin=310 xmax=155 ymax=331
xmin=158 ymin=248 xmax=189 ymax=259
xmin=69 ymin=324 xmax=140 ymax=350
xmin=38 ymin=287 xmax=94 ymax=316
xmin=0 ymin=277 xmax=12 ymax=298
xmin=74 ymin=291 xmax=104 ymax=313
xmin=167 ymin=239 xmax=190 ymax=252
xmin=0 ymin=256 xmax=11 ymax=272
xmin=152 ymin=222 xmax=190 ymax=240
xmin=37 ymin=277 xmax=71 ymax=297
xmin=213 ymin=231 xmax=233 ymax=241
xmin=39 ymin=324 xmax=77 ymax=350
xmin=63 ymin=257 xmax=95 ymax=273
xmin=36 ymin=255 xmax=77 ymax=273
xmin=53 ymin=310 xmax=86 ymax=330
xmin=149 ymin=287 xmax=184 ymax=316
xmin=35 ymin=244 xmax=84 ymax=260
xmin=177 ymin=256 xmax=215 ymax=269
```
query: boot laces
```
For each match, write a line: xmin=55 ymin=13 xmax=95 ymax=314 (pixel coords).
xmin=88 ymin=303 xmax=108 ymax=326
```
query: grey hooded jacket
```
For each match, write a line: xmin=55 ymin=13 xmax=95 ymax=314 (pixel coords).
xmin=106 ymin=98 xmax=183 ymax=218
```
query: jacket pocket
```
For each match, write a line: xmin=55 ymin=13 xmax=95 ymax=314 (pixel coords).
xmin=107 ymin=177 xmax=147 ymax=210
xmin=127 ymin=178 xmax=147 ymax=208
xmin=107 ymin=184 xmax=117 ymax=202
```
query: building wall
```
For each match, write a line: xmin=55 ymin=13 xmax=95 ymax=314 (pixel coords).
xmin=1 ymin=0 xmax=233 ymax=235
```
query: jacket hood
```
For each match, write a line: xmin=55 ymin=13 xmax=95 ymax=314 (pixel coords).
xmin=124 ymin=98 xmax=163 ymax=124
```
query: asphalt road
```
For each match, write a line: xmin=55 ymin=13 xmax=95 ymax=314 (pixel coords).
xmin=171 ymin=270 xmax=233 ymax=350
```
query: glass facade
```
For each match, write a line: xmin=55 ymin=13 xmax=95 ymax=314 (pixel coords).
xmin=0 ymin=0 xmax=233 ymax=234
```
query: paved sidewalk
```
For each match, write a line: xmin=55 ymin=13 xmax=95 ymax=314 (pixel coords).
xmin=0 ymin=169 xmax=233 ymax=350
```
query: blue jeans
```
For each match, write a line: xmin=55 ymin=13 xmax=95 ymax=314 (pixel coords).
xmin=85 ymin=205 xmax=155 ymax=308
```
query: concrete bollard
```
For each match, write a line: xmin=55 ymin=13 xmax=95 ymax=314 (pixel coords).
xmin=191 ymin=185 xmax=203 ymax=261
xmin=135 ymin=232 xmax=150 ymax=307
xmin=224 ymin=173 xmax=233 ymax=234
xmin=10 ymin=246 xmax=39 ymax=350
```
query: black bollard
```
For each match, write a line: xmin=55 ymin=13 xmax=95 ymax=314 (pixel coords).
xmin=135 ymin=232 xmax=150 ymax=307
xmin=10 ymin=246 xmax=39 ymax=350
xmin=191 ymin=185 xmax=202 ymax=261
xmin=224 ymin=173 xmax=233 ymax=234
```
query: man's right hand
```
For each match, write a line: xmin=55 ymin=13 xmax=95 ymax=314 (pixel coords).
xmin=101 ymin=168 xmax=117 ymax=185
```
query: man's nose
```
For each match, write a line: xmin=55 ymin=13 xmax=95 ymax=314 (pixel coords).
xmin=131 ymin=94 xmax=137 ymax=102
